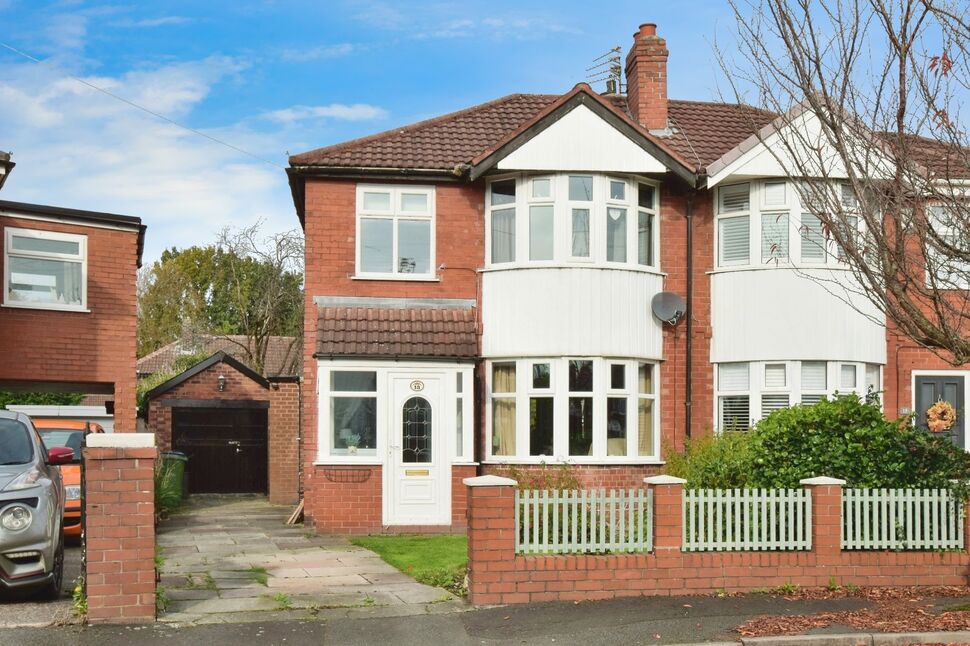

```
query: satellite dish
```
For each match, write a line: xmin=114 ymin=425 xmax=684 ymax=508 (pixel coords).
xmin=651 ymin=292 xmax=686 ymax=325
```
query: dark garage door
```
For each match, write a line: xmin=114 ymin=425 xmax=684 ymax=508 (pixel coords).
xmin=172 ymin=407 xmax=269 ymax=494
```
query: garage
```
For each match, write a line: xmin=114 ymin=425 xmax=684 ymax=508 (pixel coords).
xmin=173 ymin=406 xmax=269 ymax=494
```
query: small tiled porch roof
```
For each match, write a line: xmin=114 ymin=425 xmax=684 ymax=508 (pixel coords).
xmin=315 ymin=307 xmax=478 ymax=360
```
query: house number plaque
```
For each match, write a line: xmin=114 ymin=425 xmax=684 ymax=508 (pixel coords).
xmin=410 ymin=380 xmax=424 ymax=392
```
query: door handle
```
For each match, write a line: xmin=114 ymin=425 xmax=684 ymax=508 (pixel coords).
xmin=228 ymin=441 xmax=240 ymax=446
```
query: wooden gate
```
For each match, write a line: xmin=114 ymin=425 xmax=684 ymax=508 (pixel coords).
xmin=172 ymin=406 xmax=268 ymax=494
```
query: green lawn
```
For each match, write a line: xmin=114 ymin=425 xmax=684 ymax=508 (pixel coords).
xmin=350 ymin=534 xmax=468 ymax=594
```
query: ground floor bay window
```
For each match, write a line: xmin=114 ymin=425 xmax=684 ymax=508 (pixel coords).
xmin=486 ymin=357 xmax=660 ymax=463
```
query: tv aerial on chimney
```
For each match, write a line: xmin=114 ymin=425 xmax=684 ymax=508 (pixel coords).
xmin=586 ymin=47 xmax=623 ymax=95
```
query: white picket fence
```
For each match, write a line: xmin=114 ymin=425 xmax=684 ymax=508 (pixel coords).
xmin=682 ymin=488 xmax=812 ymax=551
xmin=514 ymin=489 xmax=653 ymax=555
xmin=842 ymin=488 xmax=965 ymax=550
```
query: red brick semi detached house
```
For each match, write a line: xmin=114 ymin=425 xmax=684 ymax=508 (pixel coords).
xmin=0 ymin=155 xmax=144 ymax=432
xmin=286 ymin=22 xmax=970 ymax=535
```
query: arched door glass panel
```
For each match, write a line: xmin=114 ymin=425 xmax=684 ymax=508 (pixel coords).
xmin=402 ymin=396 xmax=432 ymax=463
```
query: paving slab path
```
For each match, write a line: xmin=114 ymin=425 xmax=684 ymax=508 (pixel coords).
xmin=156 ymin=495 xmax=466 ymax=624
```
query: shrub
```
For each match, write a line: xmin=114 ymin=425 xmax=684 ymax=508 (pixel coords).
xmin=749 ymin=394 xmax=970 ymax=489
xmin=666 ymin=430 xmax=754 ymax=489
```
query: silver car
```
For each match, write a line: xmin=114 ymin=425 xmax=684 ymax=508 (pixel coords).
xmin=0 ymin=410 xmax=73 ymax=599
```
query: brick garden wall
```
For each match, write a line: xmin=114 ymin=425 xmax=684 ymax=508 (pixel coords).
xmin=464 ymin=477 xmax=970 ymax=605
xmin=84 ymin=443 xmax=156 ymax=623
xmin=0 ymin=215 xmax=139 ymax=432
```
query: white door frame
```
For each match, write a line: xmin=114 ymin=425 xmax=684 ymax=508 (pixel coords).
xmin=382 ymin=371 xmax=452 ymax=525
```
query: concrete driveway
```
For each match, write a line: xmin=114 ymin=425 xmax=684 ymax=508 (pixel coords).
xmin=0 ymin=544 xmax=82 ymax=627
xmin=156 ymin=495 xmax=466 ymax=625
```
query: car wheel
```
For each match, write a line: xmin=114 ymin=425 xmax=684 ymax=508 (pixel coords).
xmin=43 ymin=533 xmax=65 ymax=601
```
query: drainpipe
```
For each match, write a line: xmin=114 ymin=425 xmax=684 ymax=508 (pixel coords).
xmin=685 ymin=191 xmax=695 ymax=440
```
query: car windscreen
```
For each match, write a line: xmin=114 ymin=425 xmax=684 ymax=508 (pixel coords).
xmin=0 ymin=419 xmax=34 ymax=465
xmin=37 ymin=429 xmax=84 ymax=459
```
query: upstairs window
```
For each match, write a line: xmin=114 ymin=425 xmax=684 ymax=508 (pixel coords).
xmin=717 ymin=184 xmax=751 ymax=266
xmin=4 ymin=227 xmax=86 ymax=311
xmin=357 ymin=185 xmax=435 ymax=278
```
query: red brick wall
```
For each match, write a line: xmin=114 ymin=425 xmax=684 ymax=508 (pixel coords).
xmin=452 ymin=464 xmax=477 ymax=528
xmin=465 ymin=480 xmax=970 ymax=605
xmin=481 ymin=464 xmax=663 ymax=490
xmin=145 ymin=360 xmax=300 ymax=503
xmin=883 ymin=330 xmax=970 ymax=420
xmin=83 ymin=446 xmax=156 ymax=623
xmin=304 ymin=465 xmax=383 ymax=534
xmin=0 ymin=216 xmax=138 ymax=432
xmin=625 ymin=24 xmax=669 ymax=130
xmin=301 ymin=178 xmax=483 ymax=529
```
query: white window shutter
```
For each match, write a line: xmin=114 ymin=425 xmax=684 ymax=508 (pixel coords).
xmin=764 ymin=363 xmax=787 ymax=388
xmin=719 ymin=396 xmax=750 ymax=430
xmin=801 ymin=362 xmax=827 ymax=390
xmin=800 ymin=213 xmax=826 ymax=262
xmin=761 ymin=213 xmax=789 ymax=262
xmin=719 ymin=216 xmax=750 ymax=265
xmin=718 ymin=363 xmax=749 ymax=391
xmin=763 ymin=181 xmax=786 ymax=206
xmin=865 ymin=364 xmax=880 ymax=390
xmin=719 ymin=184 xmax=750 ymax=213
xmin=761 ymin=394 xmax=790 ymax=418
xmin=840 ymin=364 xmax=857 ymax=389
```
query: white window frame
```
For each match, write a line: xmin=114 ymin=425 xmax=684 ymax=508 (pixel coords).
xmin=714 ymin=360 xmax=884 ymax=431
xmin=484 ymin=356 xmax=662 ymax=464
xmin=355 ymin=185 xmax=437 ymax=280
xmin=713 ymin=179 xmax=867 ymax=271
xmin=315 ymin=361 xmax=474 ymax=465
xmin=3 ymin=227 xmax=88 ymax=312
xmin=926 ymin=204 xmax=970 ymax=289
xmin=484 ymin=173 xmax=661 ymax=272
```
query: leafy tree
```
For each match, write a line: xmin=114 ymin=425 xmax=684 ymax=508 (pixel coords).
xmin=0 ymin=392 xmax=84 ymax=409
xmin=137 ymin=223 xmax=304 ymax=374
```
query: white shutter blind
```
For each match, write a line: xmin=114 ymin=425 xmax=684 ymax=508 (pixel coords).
xmin=840 ymin=183 xmax=857 ymax=208
xmin=718 ymin=363 xmax=749 ymax=391
xmin=865 ymin=364 xmax=880 ymax=390
xmin=840 ymin=364 xmax=857 ymax=389
xmin=763 ymin=181 xmax=786 ymax=206
xmin=761 ymin=394 xmax=790 ymax=418
xmin=800 ymin=213 xmax=826 ymax=262
xmin=719 ymin=216 xmax=750 ymax=265
xmin=719 ymin=184 xmax=750 ymax=213
xmin=719 ymin=396 xmax=750 ymax=430
xmin=761 ymin=213 xmax=789 ymax=262
xmin=764 ymin=363 xmax=787 ymax=388
xmin=801 ymin=394 xmax=826 ymax=405
xmin=801 ymin=362 xmax=827 ymax=390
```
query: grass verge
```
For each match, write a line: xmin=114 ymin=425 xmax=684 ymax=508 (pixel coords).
xmin=350 ymin=534 xmax=467 ymax=596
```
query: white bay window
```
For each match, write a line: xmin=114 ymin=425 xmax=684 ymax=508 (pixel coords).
xmin=486 ymin=357 xmax=660 ymax=462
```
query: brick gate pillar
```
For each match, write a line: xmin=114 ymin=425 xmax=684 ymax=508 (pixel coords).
xmin=644 ymin=475 xmax=687 ymax=554
xmin=800 ymin=476 xmax=845 ymax=561
xmin=83 ymin=433 xmax=157 ymax=623
xmin=464 ymin=474 xmax=517 ymax=605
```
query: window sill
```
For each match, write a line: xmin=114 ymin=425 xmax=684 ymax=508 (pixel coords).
xmin=351 ymin=275 xmax=441 ymax=282
xmin=483 ymin=458 xmax=666 ymax=466
xmin=707 ymin=263 xmax=850 ymax=276
xmin=481 ymin=264 xmax=666 ymax=277
xmin=1 ymin=302 xmax=90 ymax=313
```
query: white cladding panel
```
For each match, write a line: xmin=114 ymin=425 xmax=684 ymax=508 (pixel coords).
xmin=482 ymin=267 xmax=664 ymax=358
xmin=496 ymin=104 xmax=667 ymax=173
xmin=710 ymin=268 xmax=886 ymax=364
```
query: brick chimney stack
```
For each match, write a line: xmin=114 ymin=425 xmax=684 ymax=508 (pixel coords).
xmin=625 ymin=23 xmax=669 ymax=131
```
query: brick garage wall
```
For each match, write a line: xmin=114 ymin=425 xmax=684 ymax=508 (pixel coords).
xmin=464 ymin=478 xmax=970 ymax=605
xmin=145 ymin=359 xmax=300 ymax=503
xmin=0 ymin=216 xmax=139 ymax=432
xmin=84 ymin=445 xmax=156 ymax=623
xmin=301 ymin=178 xmax=482 ymax=530
xmin=268 ymin=379 xmax=301 ymax=505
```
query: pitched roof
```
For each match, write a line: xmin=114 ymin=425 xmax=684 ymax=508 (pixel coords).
xmin=316 ymin=307 xmax=477 ymax=360
xmin=664 ymin=100 xmax=777 ymax=170
xmin=143 ymin=351 xmax=269 ymax=401
xmin=137 ymin=335 xmax=301 ymax=377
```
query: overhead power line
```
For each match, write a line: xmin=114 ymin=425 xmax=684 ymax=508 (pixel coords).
xmin=0 ymin=41 xmax=285 ymax=169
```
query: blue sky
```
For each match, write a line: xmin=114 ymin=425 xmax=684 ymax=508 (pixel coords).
xmin=0 ymin=1 xmax=737 ymax=262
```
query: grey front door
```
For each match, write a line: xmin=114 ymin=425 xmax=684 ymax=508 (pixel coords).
xmin=915 ymin=375 xmax=965 ymax=449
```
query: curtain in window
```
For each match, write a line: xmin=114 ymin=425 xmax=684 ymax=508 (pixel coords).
xmin=637 ymin=399 xmax=653 ymax=456
xmin=492 ymin=364 xmax=516 ymax=455
xmin=491 ymin=209 xmax=515 ymax=263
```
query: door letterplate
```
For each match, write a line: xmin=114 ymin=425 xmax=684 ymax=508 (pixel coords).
xmin=405 ymin=469 xmax=430 ymax=477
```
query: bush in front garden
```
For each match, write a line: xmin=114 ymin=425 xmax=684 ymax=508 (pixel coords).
xmin=669 ymin=394 xmax=970 ymax=490
xmin=666 ymin=430 xmax=754 ymax=489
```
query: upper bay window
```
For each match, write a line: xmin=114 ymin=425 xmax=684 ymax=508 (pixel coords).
xmin=3 ymin=227 xmax=87 ymax=311
xmin=486 ymin=173 xmax=659 ymax=270
xmin=715 ymin=180 xmax=863 ymax=270
xmin=487 ymin=357 xmax=659 ymax=463
xmin=356 ymin=185 xmax=435 ymax=279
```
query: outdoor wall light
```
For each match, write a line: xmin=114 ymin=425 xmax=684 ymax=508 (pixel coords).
xmin=217 ymin=374 xmax=226 ymax=392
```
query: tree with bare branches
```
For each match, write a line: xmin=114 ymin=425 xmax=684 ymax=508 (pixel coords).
xmin=718 ymin=0 xmax=970 ymax=362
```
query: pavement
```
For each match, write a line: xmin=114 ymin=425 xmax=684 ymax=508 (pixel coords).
xmin=5 ymin=593 xmax=970 ymax=644
xmin=0 ymin=541 xmax=82 ymax=627
xmin=156 ymin=495 xmax=463 ymax=624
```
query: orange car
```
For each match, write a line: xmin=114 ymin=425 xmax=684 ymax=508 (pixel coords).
xmin=31 ymin=419 xmax=105 ymax=540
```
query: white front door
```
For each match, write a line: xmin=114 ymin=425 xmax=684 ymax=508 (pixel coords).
xmin=385 ymin=375 xmax=450 ymax=525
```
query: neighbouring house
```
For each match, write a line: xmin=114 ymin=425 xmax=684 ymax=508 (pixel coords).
xmin=0 ymin=155 xmax=145 ymax=433
xmin=141 ymin=340 xmax=301 ymax=504
xmin=286 ymin=22 xmax=970 ymax=534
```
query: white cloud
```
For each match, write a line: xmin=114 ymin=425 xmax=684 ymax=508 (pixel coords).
xmin=264 ymin=103 xmax=388 ymax=123
xmin=279 ymin=42 xmax=355 ymax=62
xmin=111 ymin=16 xmax=194 ymax=28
